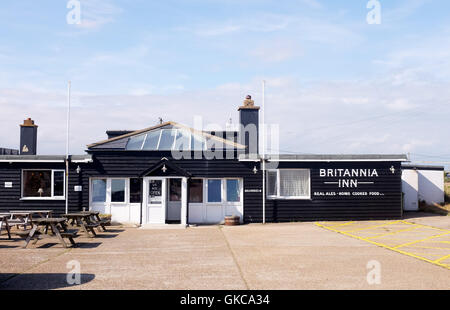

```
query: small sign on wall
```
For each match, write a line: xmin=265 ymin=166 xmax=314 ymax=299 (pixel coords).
xmin=4 ymin=182 xmax=12 ymax=188
xmin=74 ymin=185 xmax=83 ymax=192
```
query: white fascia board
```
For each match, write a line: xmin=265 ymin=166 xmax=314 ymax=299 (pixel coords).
xmin=0 ymin=160 xmax=65 ymax=163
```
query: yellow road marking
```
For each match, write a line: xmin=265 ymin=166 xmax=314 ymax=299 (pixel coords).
xmin=315 ymin=221 xmax=450 ymax=271
xmin=327 ymin=221 xmax=355 ymax=228
xmin=366 ymin=225 xmax=421 ymax=240
xmin=393 ymin=232 xmax=450 ymax=249
xmin=434 ymin=254 xmax=450 ymax=263
xmin=345 ymin=220 xmax=403 ymax=233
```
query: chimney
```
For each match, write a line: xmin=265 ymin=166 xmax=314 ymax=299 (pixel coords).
xmin=238 ymin=95 xmax=260 ymax=155
xmin=20 ymin=118 xmax=38 ymax=155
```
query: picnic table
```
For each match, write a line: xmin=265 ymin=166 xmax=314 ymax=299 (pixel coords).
xmin=7 ymin=212 xmax=33 ymax=230
xmin=10 ymin=210 xmax=52 ymax=219
xmin=80 ymin=210 xmax=111 ymax=231
xmin=20 ymin=218 xmax=78 ymax=248
xmin=63 ymin=213 xmax=99 ymax=238
xmin=0 ymin=214 xmax=12 ymax=239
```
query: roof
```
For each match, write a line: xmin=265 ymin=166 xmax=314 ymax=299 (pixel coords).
xmin=0 ymin=155 xmax=93 ymax=163
xmin=87 ymin=121 xmax=246 ymax=150
xmin=239 ymin=154 xmax=409 ymax=162
xmin=402 ymin=164 xmax=445 ymax=171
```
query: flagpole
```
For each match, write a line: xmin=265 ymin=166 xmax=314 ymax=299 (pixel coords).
xmin=262 ymin=80 xmax=266 ymax=224
xmin=65 ymin=81 xmax=71 ymax=214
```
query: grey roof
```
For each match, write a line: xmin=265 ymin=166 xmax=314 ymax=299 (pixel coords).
xmin=0 ymin=155 xmax=93 ymax=163
xmin=239 ymin=154 xmax=409 ymax=162
xmin=402 ymin=164 xmax=445 ymax=171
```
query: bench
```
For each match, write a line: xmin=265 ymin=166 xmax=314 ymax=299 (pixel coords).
xmin=60 ymin=229 xmax=79 ymax=245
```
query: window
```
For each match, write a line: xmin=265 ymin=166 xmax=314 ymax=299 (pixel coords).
xmin=267 ymin=171 xmax=277 ymax=197
xmin=158 ymin=129 xmax=176 ymax=150
xmin=22 ymin=170 xmax=65 ymax=199
xmin=189 ymin=179 xmax=203 ymax=203
xmin=126 ymin=134 xmax=145 ymax=150
xmin=92 ymin=179 xmax=107 ymax=202
xmin=130 ymin=178 xmax=142 ymax=203
xmin=169 ymin=179 xmax=182 ymax=202
xmin=267 ymin=169 xmax=310 ymax=199
xmin=207 ymin=179 xmax=222 ymax=203
xmin=226 ymin=179 xmax=240 ymax=202
xmin=111 ymin=179 xmax=126 ymax=202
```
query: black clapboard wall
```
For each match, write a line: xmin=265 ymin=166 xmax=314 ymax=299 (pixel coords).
xmin=244 ymin=161 xmax=403 ymax=222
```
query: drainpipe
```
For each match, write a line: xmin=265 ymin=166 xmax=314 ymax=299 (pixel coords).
xmin=262 ymin=80 xmax=266 ymax=224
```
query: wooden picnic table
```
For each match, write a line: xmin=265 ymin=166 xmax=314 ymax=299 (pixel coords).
xmin=80 ymin=210 xmax=110 ymax=231
xmin=0 ymin=214 xmax=12 ymax=240
xmin=63 ymin=213 xmax=99 ymax=238
xmin=21 ymin=218 xmax=78 ymax=248
xmin=7 ymin=212 xmax=33 ymax=230
xmin=10 ymin=210 xmax=52 ymax=219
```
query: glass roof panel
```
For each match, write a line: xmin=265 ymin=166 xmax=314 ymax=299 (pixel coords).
xmin=158 ymin=129 xmax=177 ymax=150
xmin=191 ymin=133 xmax=206 ymax=150
xmin=142 ymin=130 xmax=161 ymax=150
xmin=174 ymin=129 xmax=191 ymax=151
xmin=126 ymin=134 xmax=145 ymax=150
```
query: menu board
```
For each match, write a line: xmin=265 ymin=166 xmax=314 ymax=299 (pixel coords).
xmin=149 ymin=180 xmax=162 ymax=204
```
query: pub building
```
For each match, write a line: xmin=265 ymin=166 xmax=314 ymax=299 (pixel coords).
xmin=0 ymin=97 xmax=408 ymax=225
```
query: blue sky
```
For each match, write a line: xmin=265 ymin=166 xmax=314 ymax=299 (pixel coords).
xmin=0 ymin=0 xmax=450 ymax=166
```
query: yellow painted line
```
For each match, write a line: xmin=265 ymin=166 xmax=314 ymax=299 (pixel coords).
xmin=409 ymin=245 xmax=450 ymax=251
xmin=345 ymin=220 xmax=403 ymax=233
xmin=365 ymin=225 xmax=421 ymax=240
xmin=434 ymin=254 xmax=450 ymax=264
xmin=400 ymin=220 xmax=450 ymax=233
xmin=315 ymin=222 xmax=450 ymax=271
xmin=393 ymin=232 xmax=450 ymax=249
xmin=327 ymin=221 xmax=356 ymax=228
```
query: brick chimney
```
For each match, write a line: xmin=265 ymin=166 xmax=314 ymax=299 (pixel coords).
xmin=238 ymin=95 xmax=260 ymax=155
xmin=20 ymin=118 xmax=38 ymax=155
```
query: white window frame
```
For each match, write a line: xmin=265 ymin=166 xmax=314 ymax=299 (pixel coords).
xmin=206 ymin=178 xmax=223 ymax=204
xmin=224 ymin=178 xmax=242 ymax=203
xmin=21 ymin=169 xmax=66 ymax=200
xmin=90 ymin=177 xmax=108 ymax=204
xmin=188 ymin=178 xmax=204 ymax=204
xmin=266 ymin=169 xmax=311 ymax=200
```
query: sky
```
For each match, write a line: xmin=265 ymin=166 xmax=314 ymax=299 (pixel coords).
xmin=0 ymin=0 xmax=449 ymax=167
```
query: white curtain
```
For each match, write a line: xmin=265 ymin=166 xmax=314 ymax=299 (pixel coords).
xmin=279 ymin=170 xmax=310 ymax=197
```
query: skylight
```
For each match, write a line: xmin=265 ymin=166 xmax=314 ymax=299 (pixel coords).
xmin=125 ymin=128 xmax=207 ymax=151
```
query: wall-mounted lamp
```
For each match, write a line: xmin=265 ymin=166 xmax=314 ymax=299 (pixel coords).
xmin=162 ymin=164 xmax=168 ymax=173
xmin=76 ymin=165 xmax=81 ymax=174
xmin=253 ymin=166 xmax=258 ymax=174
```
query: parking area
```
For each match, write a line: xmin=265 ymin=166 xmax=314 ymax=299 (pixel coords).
xmin=317 ymin=217 xmax=450 ymax=270
xmin=0 ymin=212 xmax=449 ymax=290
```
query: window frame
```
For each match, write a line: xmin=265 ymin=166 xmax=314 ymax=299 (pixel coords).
xmin=266 ymin=169 xmax=311 ymax=200
xmin=21 ymin=169 xmax=66 ymax=200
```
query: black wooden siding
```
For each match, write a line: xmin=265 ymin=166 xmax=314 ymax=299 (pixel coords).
xmin=0 ymin=152 xmax=403 ymax=222
xmin=245 ymin=161 xmax=403 ymax=222
xmin=0 ymin=162 xmax=90 ymax=215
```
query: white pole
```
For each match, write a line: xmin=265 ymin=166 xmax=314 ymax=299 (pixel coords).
xmin=65 ymin=81 xmax=71 ymax=214
xmin=262 ymin=80 xmax=266 ymax=224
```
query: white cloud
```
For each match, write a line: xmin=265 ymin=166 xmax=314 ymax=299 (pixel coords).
xmin=75 ymin=0 xmax=122 ymax=30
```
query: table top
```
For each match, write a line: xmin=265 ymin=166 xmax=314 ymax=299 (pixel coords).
xmin=10 ymin=210 xmax=52 ymax=213
xmin=80 ymin=210 xmax=100 ymax=215
xmin=63 ymin=213 xmax=91 ymax=218
xmin=32 ymin=218 xmax=66 ymax=224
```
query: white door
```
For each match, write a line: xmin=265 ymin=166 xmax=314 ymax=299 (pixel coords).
xmin=167 ymin=178 xmax=182 ymax=222
xmin=402 ymin=170 xmax=419 ymax=211
xmin=144 ymin=178 xmax=166 ymax=224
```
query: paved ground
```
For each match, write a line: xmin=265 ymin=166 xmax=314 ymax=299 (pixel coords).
xmin=0 ymin=212 xmax=449 ymax=290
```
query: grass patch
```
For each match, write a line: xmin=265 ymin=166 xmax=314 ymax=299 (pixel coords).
xmin=445 ymin=182 xmax=450 ymax=203
xmin=419 ymin=200 xmax=450 ymax=216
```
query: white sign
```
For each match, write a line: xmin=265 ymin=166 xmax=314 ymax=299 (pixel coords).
xmin=319 ymin=168 xmax=379 ymax=188
xmin=4 ymin=182 xmax=12 ymax=188
xmin=74 ymin=185 xmax=82 ymax=192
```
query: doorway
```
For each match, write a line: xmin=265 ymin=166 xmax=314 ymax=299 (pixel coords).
xmin=166 ymin=178 xmax=182 ymax=223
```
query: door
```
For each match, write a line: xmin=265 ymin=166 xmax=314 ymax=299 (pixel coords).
xmin=167 ymin=178 xmax=182 ymax=222
xmin=145 ymin=178 xmax=166 ymax=224
xmin=402 ymin=170 xmax=419 ymax=211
